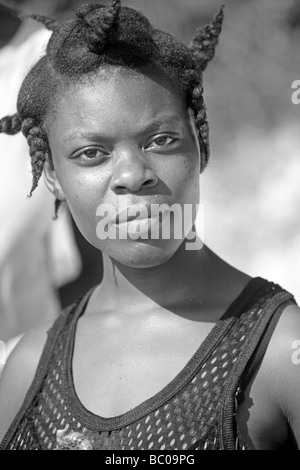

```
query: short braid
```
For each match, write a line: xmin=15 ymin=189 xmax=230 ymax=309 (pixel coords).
xmin=0 ymin=114 xmax=22 ymax=135
xmin=21 ymin=118 xmax=50 ymax=196
xmin=189 ymin=6 xmax=225 ymax=73
xmin=188 ymin=79 xmax=210 ymax=168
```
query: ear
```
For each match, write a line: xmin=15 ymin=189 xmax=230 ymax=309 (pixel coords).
xmin=43 ymin=155 xmax=66 ymax=201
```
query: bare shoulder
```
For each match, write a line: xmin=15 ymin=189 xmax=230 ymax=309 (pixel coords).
xmin=263 ymin=303 xmax=300 ymax=377
xmin=235 ymin=302 xmax=300 ymax=449
xmin=0 ymin=320 xmax=54 ymax=443
xmin=257 ymin=302 xmax=300 ymax=445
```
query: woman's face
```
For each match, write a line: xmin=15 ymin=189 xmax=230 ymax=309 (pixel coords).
xmin=45 ymin=69 xmax=201 ymax=268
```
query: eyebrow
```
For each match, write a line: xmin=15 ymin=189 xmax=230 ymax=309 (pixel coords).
xmin=142 ymin=115 xmax=182 ymax=134
xmin=62 ymin=115 xmax=182 ymax=143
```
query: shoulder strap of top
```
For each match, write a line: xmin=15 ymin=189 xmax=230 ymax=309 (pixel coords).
xmin=0 ymin=288 xmax=94 ymax=450
xmin=218 ymin=284 xmax=296 ymax=450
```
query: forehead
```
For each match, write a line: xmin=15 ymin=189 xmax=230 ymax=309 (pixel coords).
xmin=46 ymin=67 xmax=190 ymax=136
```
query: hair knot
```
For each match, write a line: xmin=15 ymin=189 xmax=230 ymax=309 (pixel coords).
xmin=76 ymin=0 xmax=121 ymax=53
xmin=0 ymin=114 xmax=22 ymax=135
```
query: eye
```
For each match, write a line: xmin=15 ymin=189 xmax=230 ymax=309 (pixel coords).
xmin=146 ymin=135 xmax=178 ymax=150
xmin=72 ymin=147 xmax=108 ymax=160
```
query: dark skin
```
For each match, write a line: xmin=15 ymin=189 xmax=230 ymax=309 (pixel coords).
xmin=0 ymin=68 xmax=299 ymax=449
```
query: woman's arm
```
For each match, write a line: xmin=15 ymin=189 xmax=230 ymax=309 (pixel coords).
xmin=270 ymin=304 xmax=300 ymax=447
xmin=0 ymin=322 xmax=51 ymax=443
xmin=236 ymin=303 xmax=300 ymax=449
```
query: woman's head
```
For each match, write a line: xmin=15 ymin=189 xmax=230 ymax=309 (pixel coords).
xmin=0 ymin=0 xmax=224 ymax=267
xmin=44 ymin=66 xmax=202 ymax=267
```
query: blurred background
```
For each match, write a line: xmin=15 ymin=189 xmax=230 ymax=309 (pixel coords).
xmin=0 ymin=0 xmax=299 ymax=350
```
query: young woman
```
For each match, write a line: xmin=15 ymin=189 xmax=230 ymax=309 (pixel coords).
xmin=0 ymin=1 xmax=299 ymax=450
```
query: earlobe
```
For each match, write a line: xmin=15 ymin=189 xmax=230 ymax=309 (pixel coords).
xmin=43 ymin=157 xmax=66 ymax=201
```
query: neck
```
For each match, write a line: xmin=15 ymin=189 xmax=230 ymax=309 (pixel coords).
xmin=91 ymin=239 xmax=223 ymax=315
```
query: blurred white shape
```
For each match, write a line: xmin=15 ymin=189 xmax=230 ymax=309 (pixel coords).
xmin=0 ymin=28 xmax=81 ymax=342
xmin=0 ymin=340 xmax=5 ymax=365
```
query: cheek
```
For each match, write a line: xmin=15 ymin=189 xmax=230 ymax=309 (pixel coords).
xmin=53 ymin=154 xmax=103 ymax=205
xmin=165 ymin=152 xmax=200 ymax=203
xmin=64 ymin=176 xmax=104 ymax=218
xmin=52 ymin=161 xmax=107 ymax=238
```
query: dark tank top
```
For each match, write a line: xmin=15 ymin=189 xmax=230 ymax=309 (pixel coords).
xmin=0 ymin=277 xmax=296 ymax=450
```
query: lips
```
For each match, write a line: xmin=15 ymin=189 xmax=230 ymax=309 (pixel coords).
xmin=115 ymin=203 xmax=153 ymax=225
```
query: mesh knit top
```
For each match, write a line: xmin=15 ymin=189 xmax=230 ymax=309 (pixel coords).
xmin=0 ymin=277 xmax=296 ymax=450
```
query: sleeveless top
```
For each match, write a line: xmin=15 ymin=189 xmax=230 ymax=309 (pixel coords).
xmin=0 ymin=277 xmax=296 ymax=450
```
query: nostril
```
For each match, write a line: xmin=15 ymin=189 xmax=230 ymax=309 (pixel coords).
xmin=142 ymin=179 xmax=154 ymax=187
xmin=114 ymin=184 xmax=127 ymax=192
xmin=142 ymin=174 xmax=159 ymax=188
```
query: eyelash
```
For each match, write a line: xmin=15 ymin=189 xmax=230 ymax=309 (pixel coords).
xmin=78 ymin=148 xmax=107 ymax=159
xmin=72 ymin=135 xmax=178 ymax=161
xmin=71 ymin=148 xmax=108 ymax=161
xmin=146 ymin=135 xmax=178 ymax=149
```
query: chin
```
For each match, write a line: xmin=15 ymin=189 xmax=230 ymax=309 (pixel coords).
xmin=100 ymin=237 xmax=184 ymax=269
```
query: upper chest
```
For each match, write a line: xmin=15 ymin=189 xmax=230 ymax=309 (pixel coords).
xmin=71 ymin=312 xmax=215 ymax=417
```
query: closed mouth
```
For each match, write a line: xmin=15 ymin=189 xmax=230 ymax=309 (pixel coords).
xmin=115 ymin=204 xmax=152 ymax=225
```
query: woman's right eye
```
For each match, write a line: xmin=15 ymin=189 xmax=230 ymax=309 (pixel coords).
xmin=72 ymin=148 xmax=108 ymax=161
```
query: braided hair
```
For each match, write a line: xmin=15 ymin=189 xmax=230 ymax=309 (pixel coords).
xmin=0 ymin=1 xmax=224 ymax=216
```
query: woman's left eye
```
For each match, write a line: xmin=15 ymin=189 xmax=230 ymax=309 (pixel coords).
xmin=147 ymin=136 xmax=177 ymax=149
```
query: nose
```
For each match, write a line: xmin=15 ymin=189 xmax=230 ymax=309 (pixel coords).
xmin=110 ymin=150 xmax=158 ymax=193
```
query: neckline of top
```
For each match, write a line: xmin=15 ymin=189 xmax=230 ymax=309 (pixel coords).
xmin=62 ymin=276 xmax=269 ymax=431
